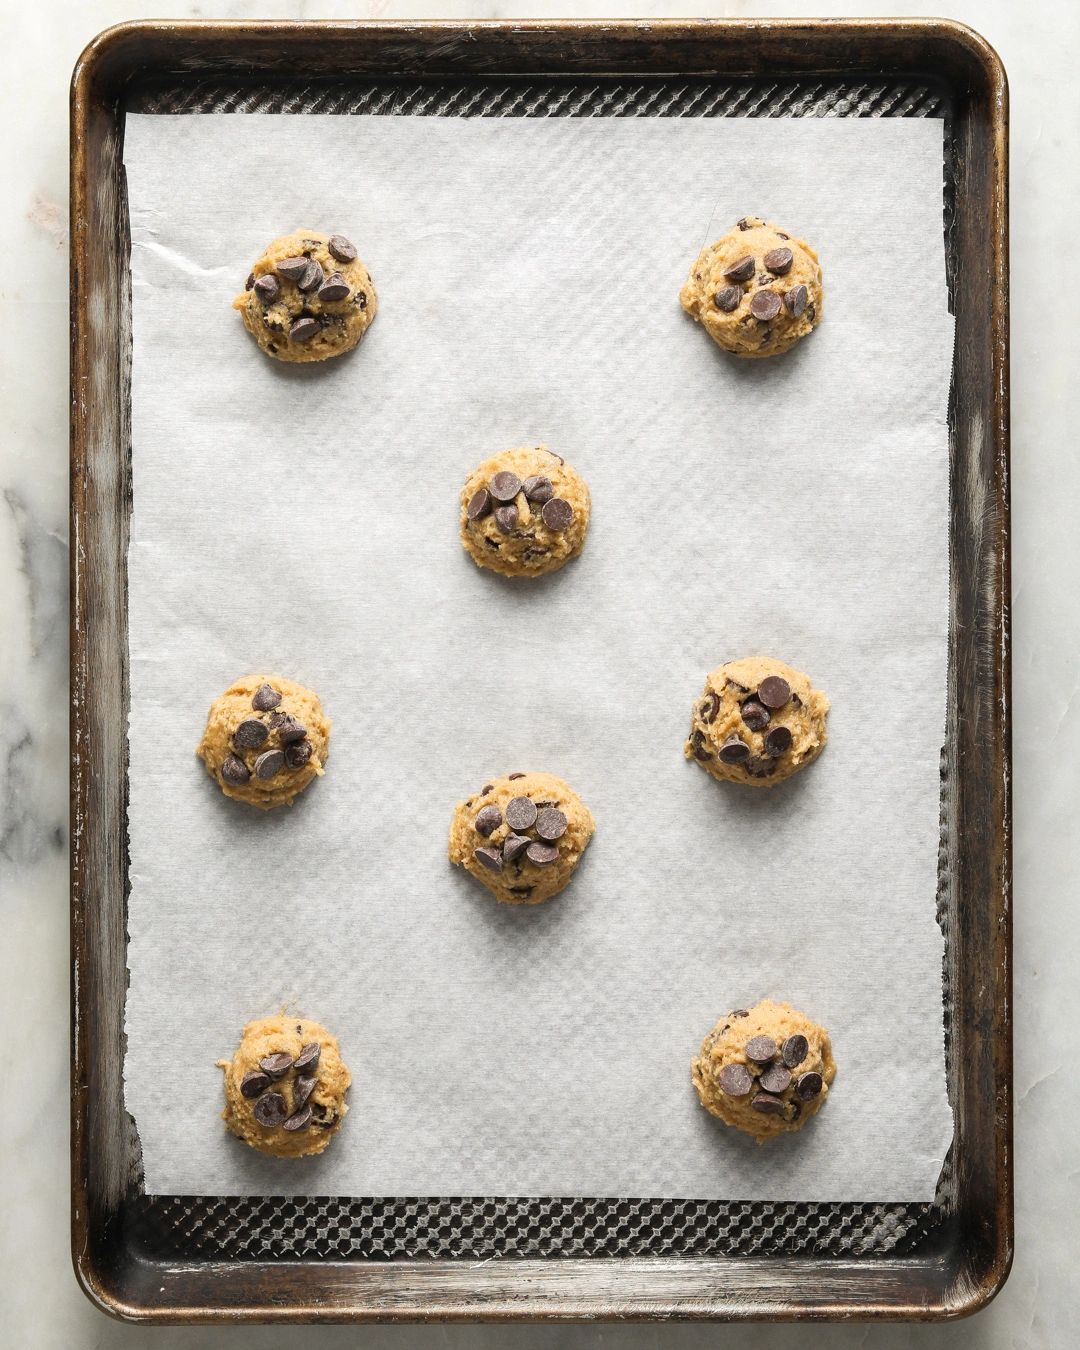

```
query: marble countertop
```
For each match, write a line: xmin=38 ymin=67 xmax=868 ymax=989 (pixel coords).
xmin=1 ymin=1 xmax=1073 ymax=1346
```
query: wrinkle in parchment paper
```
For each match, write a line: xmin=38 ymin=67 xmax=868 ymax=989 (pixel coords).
xmin=123 ymin=113 xmax=954 ymax=1199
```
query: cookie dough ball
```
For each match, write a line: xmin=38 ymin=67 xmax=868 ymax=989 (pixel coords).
xmin=197 ymin=674 xmax=330 ymax=810
xmin=686 ymin=656 xmax=828 ymax=787
xmin=233 ymin=229 xmax=377 ymax=362
xmin=680 ymin=216 xmax=822 ymax=358
xmin=692 ymin=999 xmax=836 ymax=1142
xmin=220 ymin=1015 xmax=351 ymax=1159
xmin=448 ymin=771 xmax=595 ymax=904
xmin=460 ymin=446 xmax=590 ymax=578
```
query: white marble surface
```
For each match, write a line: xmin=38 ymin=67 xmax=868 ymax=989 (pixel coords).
xmin=0 ymin=0 xmax=1074 ymax=1345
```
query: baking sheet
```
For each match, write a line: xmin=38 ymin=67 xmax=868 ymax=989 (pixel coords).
xmin=123 ymin=112 xmax=954 ymax=1200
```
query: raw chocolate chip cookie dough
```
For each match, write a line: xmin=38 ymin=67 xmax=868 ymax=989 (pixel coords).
xmin=449 ymin=771 xmax=595 ymax=904
xmin=197 ymin=675 xmax=330 ymax=809
xmin=692 ymin=999 xmax=836 ymax=1143
xmin=219 ymin=1015 xmax=351 ymax=1158
xmin=680 ymin=216 xmax=822 ymax=358
xmin=686 ymin=656 xmax=829 ymax=787
xmin=460 ymin=447 xmax=590 ymax=578
xmin=234 ymin=229 xmax=377 ymax=362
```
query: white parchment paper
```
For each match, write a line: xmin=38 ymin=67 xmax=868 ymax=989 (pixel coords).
xmin=124 ymin=113 xmax=954 ymax=1200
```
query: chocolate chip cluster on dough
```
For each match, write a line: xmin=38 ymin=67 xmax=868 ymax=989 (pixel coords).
xmin=459 ymin=446 xmax=591 ymax=578
xmin=680 ymin=216 xmax=822 ymax=358
xmin=692 ymin=999 xmax=836 ymax=1142
xmin=196 ymin=674 xmax=331 ymax=809
xmin=219 ymin=1015 xmax=351 ymax=1159
xmin=448 ymin=771 xmax=596 ymax=904
xmin=233 ymin=229 xmax=377 ymax=362
xmin=686 ymin=656 xmax=829 ymax=787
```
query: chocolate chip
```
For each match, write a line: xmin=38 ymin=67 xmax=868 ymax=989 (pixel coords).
xmin=750 ymin=289 xmax=782 ymax=321
xmin=252 ymin=683 xmax=282 ymax=712
xmin=254 ymin=749 xmax=286 ymax=779
xmin=318 ymin=272 xmax=350 ymax=302
xmin=806 ymin=302 xmax=817 ymax=322
xmin=253 ymin=1092 xmax=288 ymax=1127
xmin=796 ymin=1071 xmax=823 ymax=1101
xmin=502 ymin=833 xmax=531 ymax=863
xmin=505 ymin=796 xmax=538 ymax=831
xmin=745 ymin=1035 xmax=778 ymax=1065
xmin=785 ymin=284 xmax=808 ymax=317
xmin=718 ymin=737 xmax=750 ymax=764
xmin=473 ymin=845 xmax=502 ymax=872
xmin=233 ymin=718 xmax=269 ymax=749
xmin=740 ymin=700 xmax=770 ymax=731
xmin=221 ymin=754 xmax=251 ymax=786
xmin=267 ymin=711 xmax=288 ymax=729
xmin=277 ymin=716 xmax=308 ymax=746
xmin=297 ymin=258 xmax=323 ymax=293
xmin=723 ymin=255 xmax=755 ymax=283
xmin=508 ymin=772 xmax=526 ymax=780
xmin=782 ymin=1035 xmax=809 ymax=1068
xmin=285 ymin=739 xmax=313 ymax=769
xmin=714 ymin=1063 xmax=751 ymax=1097
xmin=253 ymin=274 xmax=280 ymax=305
xmin=542 ymin=498 xmax=575 ymax=531
xmin=283 ymin=1106 xmax=313 ymax=1132
xmin=764 ymin=725 xmax=793 ymax=756
xmin=751 ymin=1092 xmax=786 ymax=1115
xmin=699 ymin=692 xmax=720 ymax=724
xmin=526 ymin=841 xmax=559 ymax=866
xmin=240 ymin=1070 xmax=271 ymax=1098
xmin=293 ymin=1074 xmax=316 ymax=1110
xmin=328 ymin=234 xmax=357 ymax=263
xmin=245 ymin=272 xmax=255 ymax=290
xmin=259 ymin=1052 xmax=294 ymax=1079
xmin=467 ymin=488 xmax=492 ymax=521
xmin=534 ymin=807 xmax=568 ymax=842
xmin=289 ymin=316 xmax=321 ymax=342
xmin=763 ymin=246 xmax=794 ymax=275
xmin=275 ymin=256 xmax=311 ymax=282
xmin=759 ymin=1064 xmax=793 ymax=1095
xmin=310 ymin=1101 xmax=335 ymax=1127
xmin=737 ymin=217 xmax=756 ymax=231
xmin=776 ymin=231 xmax=790 ymax=240
xmin=730 ymin=1009 xmax=750 ymax=1018
xmin=690 ymin=728 xmax=712 ymax=761
xmin=522 ymin=475 xmax=554 ymax=504
xmin=757 ymin=676 xmax=792 ymax=709
xmin=746 ymin=755 xmax=777 ymax=778
xmin=490 ymin=471 xmax=522 ymax=503
xmin=714 ymin=285 xmax=741 ymax=312
xmin=293 ymin=1042 xmax=321 ymax=1073
xmin=480 ymin=784 xmax=494 ymax=795
xmin=494 ymin=503 xmax=519 ymax=533
xmin=475 ymin=804 xmax=502 ymax=836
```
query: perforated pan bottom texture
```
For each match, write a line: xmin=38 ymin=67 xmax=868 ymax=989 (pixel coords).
xmin=122 ymin=71 xmax=955 ymax=1264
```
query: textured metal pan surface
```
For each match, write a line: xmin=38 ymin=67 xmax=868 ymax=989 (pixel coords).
xmin=71 ymin=19 xmax=1009 ymax=1321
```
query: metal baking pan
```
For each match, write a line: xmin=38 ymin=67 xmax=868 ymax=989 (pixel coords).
xmin=70 ymin=18 xmax=1010 ymax=1323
